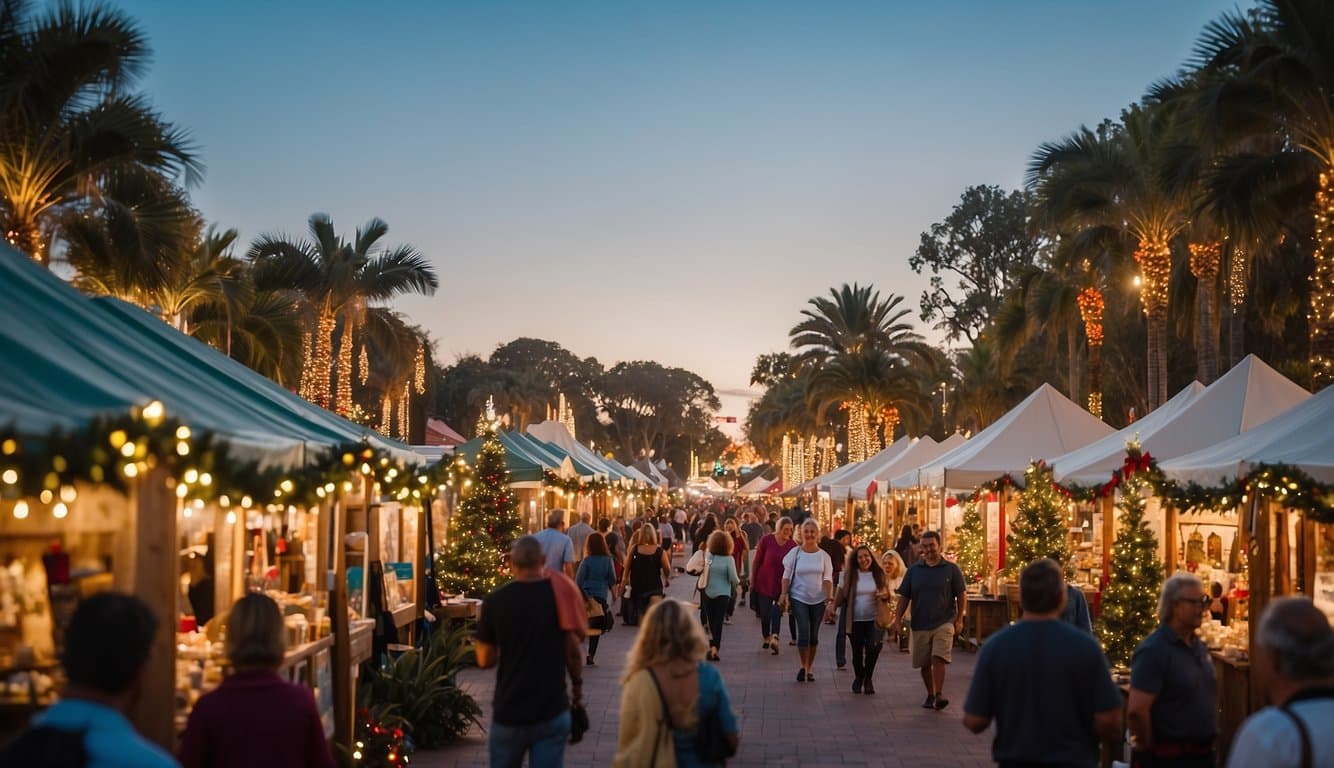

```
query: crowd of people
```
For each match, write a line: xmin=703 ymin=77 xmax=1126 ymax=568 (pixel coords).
xmin=3 ymin=500 xmax=1330 ymax=768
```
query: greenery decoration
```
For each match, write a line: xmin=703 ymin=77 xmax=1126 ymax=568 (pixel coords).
xmin=346 ymin=704 xmax=412 ymax=767
xmin=1097 ymin=442 xmax=1164 ymax=668
xmin=851 ymin=502 xmax=885 ymax=552
xmin=1006 ymin=461 xmax=1071 ymax=572
xmin=954 ymin=497 xmax=988 ymax=583
xmin=436 ymin=427 xmax=522 ymax=597
xmin=365 ymin=620 xmax=481 ymax=749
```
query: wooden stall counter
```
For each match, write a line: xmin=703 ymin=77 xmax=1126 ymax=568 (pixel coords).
xmin=438 ymin=598 xmax=481 ymax=621
xmin=1212 ymin=651 xmax=1251 ymax=764
xmin=960 ymin=595 xmax=1007 ymax=651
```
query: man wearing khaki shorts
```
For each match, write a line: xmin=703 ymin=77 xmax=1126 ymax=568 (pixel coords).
xmin=888 ymin=530 xmax=965 ymax=711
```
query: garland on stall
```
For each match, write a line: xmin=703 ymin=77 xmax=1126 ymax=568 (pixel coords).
xmin=0 ymin=401 xmax=451 ymax=515
xmin=540 ymin=470 xmax=657 ymax=503
xmin=1055 ymin=445 xmax=1334 ymax=524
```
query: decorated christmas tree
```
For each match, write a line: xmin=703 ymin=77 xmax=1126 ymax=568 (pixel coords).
xmin=852 ymin=502 xmax=885 ymax=552
xmin=1097 ymin=443 xmax=1164 ymax=668
xmin=954 ymin=497 xmax=988 ymax=584
xmin=1006 ymin=461 xmax=1070 ymax=572
xmin=435 ymin=426 xmax=522 ymax=597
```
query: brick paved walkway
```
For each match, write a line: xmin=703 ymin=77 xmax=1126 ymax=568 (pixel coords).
xmin=417 ymin=552 xmax=996 ymax=767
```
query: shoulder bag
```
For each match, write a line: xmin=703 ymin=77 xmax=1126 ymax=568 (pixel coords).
xmin=648 ymin=666 xmax=736 ymax=764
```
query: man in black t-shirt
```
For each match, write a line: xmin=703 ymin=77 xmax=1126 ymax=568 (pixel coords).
xmin=963 ymin=558 xmax=1122 ymax=767
xmin=475 ymin=536 xmax=582 ymax=767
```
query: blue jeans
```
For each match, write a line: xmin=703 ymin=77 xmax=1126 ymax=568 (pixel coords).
xmin=791 ymin=600 xmax=826 ymax=648
xmin=755 ymin=593 xmax=782 ymax=639
xmin=488 ymin=709 xmax=570 ymax=768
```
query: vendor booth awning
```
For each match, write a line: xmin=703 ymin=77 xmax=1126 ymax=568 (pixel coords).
xmin=737 ymin=473 xmax=782 ymax=495
xmin=1159 ymin=383 xmax=1334 ymax=486
xmin=907 ymin=383 xmax=1115 ymax=489
xmin=0 ymin=246 xmax=417 ymax=469
xmin=451 ymin=430 xmax=552 ymax=483
xmin=1051 ymin=356 xmax=1308 ymax=486
xmin=632 ymin=459 xmax=671 ymax=488
xmin=834 ymin=433 xmax=968 ymax=499
xmin=527 ymin=421 xmax=627 ymax=482
xmin=781 ymin=459 xmax=865 ymax=498
xmin=424 ymin=418 xmax=467 ymax=447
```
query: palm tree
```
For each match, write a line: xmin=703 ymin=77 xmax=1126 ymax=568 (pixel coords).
xmin=0 ymin=0 xmax=201 ymax=265
xmin=1029 ymin=107 xmax=1189 ymax=409
xmin=1182 ymin=0 xmax=1334 ymax=387
xmin=249 ymin=213 xmax=437 ymax=413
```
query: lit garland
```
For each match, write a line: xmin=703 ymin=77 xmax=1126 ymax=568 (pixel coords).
xmin=397 ymin=380 xmax=410 ymax=441
xmin=843 ymin=399 xmax=872 ymax=463
xmin=380 ymin=396 xmax=393 ymax=437
xmin=1228 ymin=243 xmax=1249 ymax=310
xmin=0 ymin=403 xmax=449 ymax=515
xmin=1188 ymin=241 xmax=1221 ymax=282
xmin=1077 ymin=286 xmax=1105 ymax=418
xmin=1312 ymin=172 xmax=1334 ymax=389
xmin=358 ymin=345 xmax=369 ymax=386
xmin=299 ymin=330 xmax=314 ymax=401
xmin=349 ymin=706 xmax=410 ymax=766
xmin=436 ymin=427 xmax=522 ymax=596
xmin=309 ymin=313 xmax=336 ymax=408
xmin=879 ymin=405 xmax=899 ymax=448
xmin=1097 ymin=440 xmax=1163 ymax=668
xmin=803 ymin=433 xmax=817 ymax=479
xmin=1006 ymin=461 xmax=1071 ymax=573
xmin=818 ymin=437 xmax=837 ymax=475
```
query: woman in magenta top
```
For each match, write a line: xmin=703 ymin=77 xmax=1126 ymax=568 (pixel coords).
xmin=179 ymin=593 xmax=334 ymax=768
xmin=750 ymin=516 xmax=796 ymax=654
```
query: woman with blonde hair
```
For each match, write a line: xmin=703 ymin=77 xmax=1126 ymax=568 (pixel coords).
xmin=178 ymin=593 xmax=333 ymax=767
xmin=621 ymin=522 xmax=671 ymax=627
xmin=613 ymin=599 xmax=739 ymax=768
xmin=778 ymin=519 xmax=834 ymax=683
xmin=882 ymin=549 xmax=908 ymax=651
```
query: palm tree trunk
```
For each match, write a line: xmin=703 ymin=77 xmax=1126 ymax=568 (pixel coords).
xmin=1067 ymin=330 xmax=1080 ymax=406
xmin=1189 ymin=242 xmax=1221 ymax=384
xmin=1227 ymin=243 xmax=1247 ymax=368
xmin=1312 ymin=171 xmax=1334 ymax=391
xmin=1147 ymin=307 xmax=1168 ymax=410
xmin=1077 ymin=287 xmax=1104 ymax=418
xmin=1229 ymin=310 xmax=1245 ymax=367
xmin=313 ymin=312 xmax=336 ymax=407
xmin=1088 ymin=339 xmax=1103 ymax=420
xmin=335 ymin=314 xmax=355 ymax=415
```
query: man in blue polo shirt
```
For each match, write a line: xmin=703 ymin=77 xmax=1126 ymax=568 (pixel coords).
xmin=1127 ymin=573 xmax=1218 ymax=767
xmin=964 ymin=558 xmax=1122 ymax=767
xmin=889 ymin=530 xmax=966 ymax=711
xmin=534 ymin=508 xmax=575 ymax=578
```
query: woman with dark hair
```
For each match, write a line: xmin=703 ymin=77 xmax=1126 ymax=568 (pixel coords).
xmin=751 ymin=517 xmax=797 ymax=654
xmin=179 ymin=593 xmax=334 ymax=768
xmin=835 ymin=546 xmax=891 ymax=694
xmin=693 ymin=513 xmax=719 ymax=553
xmin=894 ymin=523 xmax=920 ymax=566
xmin=722 ymin=517 xmax=749 ymax=623
xmin=576 ymin=531 xmax=617 ymax=666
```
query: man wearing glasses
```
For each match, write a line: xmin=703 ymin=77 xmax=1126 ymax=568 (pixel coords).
xmin=1127 ymin=573 xmax=1218 ymax=767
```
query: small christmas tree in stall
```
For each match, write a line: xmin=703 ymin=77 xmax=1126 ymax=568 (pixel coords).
xmin=852 ymin=502 xmax=885 ymax=552
xmin=1006 ymin=461 xmax=1071 ymax=572
xmin=954 ymin=497 xmax=988 ymax=585
xmin=435 ymin=425 xmax=523 ymax=598
xmin=1097 ymin=441 xmax=1164 ymax=668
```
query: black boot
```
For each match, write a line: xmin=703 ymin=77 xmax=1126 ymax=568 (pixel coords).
xmin=863 ymin=643 xmax=882 ymax=695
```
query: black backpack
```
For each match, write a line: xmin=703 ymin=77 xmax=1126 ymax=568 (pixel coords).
xmin=0 ymin=726 xmax=88 ymax=767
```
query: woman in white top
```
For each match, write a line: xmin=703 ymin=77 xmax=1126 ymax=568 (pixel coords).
xmin=778 ymin=519 xmax=834 ymax=683
xmin=836 ymin=545 xmax=892 ymax=694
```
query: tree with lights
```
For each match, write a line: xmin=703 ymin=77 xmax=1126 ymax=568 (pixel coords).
xmin=954 ymin=498 xmax=988 ymax=584
xmin=852 ymin=502 xmax=885 ymax=552
xmin=1006 ymin=461 xmax=1070 ymax=572
xmin=435 ymin=427 xmax=522 ymax=597
xmin=1097 ymin=445 xmax=1164 ymax=668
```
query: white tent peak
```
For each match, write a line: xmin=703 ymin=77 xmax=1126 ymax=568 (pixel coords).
xmin=1049 ymin=381 xmax=1204 ymax=485
xmin=909 ymin=383 xmax=1114 ymax=489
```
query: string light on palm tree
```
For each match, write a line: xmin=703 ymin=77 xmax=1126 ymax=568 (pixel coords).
xmin=1076 ymin=287 xmax=1105 ymax=418
xmin=413 ymin=343 xmax=427 ymax=395
xmin=878 ymin=405 xmax=900 ymax=447
xmin=358 ymin=345 xmax=370 ymax=386
xmin=1313 ymin=172 xmax=1334 ymax=387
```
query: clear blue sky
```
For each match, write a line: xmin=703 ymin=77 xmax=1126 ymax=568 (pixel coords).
xmin=117 ymin=0 xmax=1235 ymax=430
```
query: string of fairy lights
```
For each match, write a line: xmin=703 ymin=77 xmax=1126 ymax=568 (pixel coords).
xmin=1076 ymin=287 xmax=1104 ymax=418
xmin=1310 ymin=171 xmax=1334 ymax=388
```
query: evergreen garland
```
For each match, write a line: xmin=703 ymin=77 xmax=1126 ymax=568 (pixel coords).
xmin=1097 ymin=444 xmax=1164 ymax=668
xmin=435 ymin=427 xmax=522 ymax=597
xmin=1006 ymin=461 xmax=1071 ymax=572
xmin=954 ymin=498 xmax=988 ymax=584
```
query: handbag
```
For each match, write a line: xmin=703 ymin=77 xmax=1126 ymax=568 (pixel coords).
xmin=648 ymin=667 xmax=736 ymax=764
xmin=875 ymin=594 xmax=897 ymax=630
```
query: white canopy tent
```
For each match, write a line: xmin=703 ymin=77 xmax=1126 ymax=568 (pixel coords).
xmin=527 ymin=420 xmax=626 ymax=484
xmin=1052 ymin=356 xmax=1308 ymax=487
xmin=737 ymin=473 xmax=782 ymax=495
xmin=1051 ymin=382 xmax=1205 ymax=485
xmin=781 ymin=458 xmax=865 ymax=498
xmin=895 ymin=383 xmax=1115 ymax=490
xmin=823 ymin=439 xmax=918 ymax=500
xmin=833 ymin=433 xmax=968 ymax=500
xmin=1159 ymin=383 xmax=1334 ymax=486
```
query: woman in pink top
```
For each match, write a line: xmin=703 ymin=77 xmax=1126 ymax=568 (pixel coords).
xmin=750 ymin=516 xmax=796 ymax=654
xmin=179 ymin=593 xmax=334 ymax=768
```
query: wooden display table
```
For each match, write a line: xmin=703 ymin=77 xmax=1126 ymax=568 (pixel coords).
xmin=1212 ymin=652 xmax=1252 ymax=765
xmin=960 ymin=595 xmax=1007 ymax=651
xmin=438 ymin=599 xmax=481 ymax=620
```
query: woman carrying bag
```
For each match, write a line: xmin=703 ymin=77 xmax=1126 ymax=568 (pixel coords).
xmin=695 ymin=531 xmax=740 ymax=661
xmin=834 ymin=545 xmax=892 ymax=694
xmin=613 ymin=599 xmax=739 ymax=768
xmin=575 ymin=532 xmax=617 ymax=666
xmin=622 ymin=525 xmax=671 ymax=627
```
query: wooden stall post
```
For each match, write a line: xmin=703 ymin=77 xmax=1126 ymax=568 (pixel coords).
xmin=1101 ymin=495 xmax=1115 ymax=584
xmin=1248 ymin=499 xmax=1272 ymax=713
xmin=1300 ymin=517 xmax=1316 ymax=595
xmin=330 ymin=495 xmax=351 ymax=749
xmin=1165 ymin=503 xmax=1179 ymax=574
xmin=129 ymin=466 xmax=178 ymax=750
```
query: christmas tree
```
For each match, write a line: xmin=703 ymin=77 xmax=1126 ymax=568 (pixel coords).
xmin=1006 ymin=461 xmax=1070 ymax=573
xmin=1097 ymin=444 xmax=1164 ymax=668
xmin=954 ymin=497 xmax=988 ymax=584
xmin=852 ymin=502 xmax=885 ymax=552
xmin=435 ymin=426 xmax=522 ymax=597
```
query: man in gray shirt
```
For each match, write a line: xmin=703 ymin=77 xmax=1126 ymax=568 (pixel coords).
xmin=533 ymin=509 xmax=575 ymax=578
xmin=566 ymin=511 xmax=594 ymax=569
